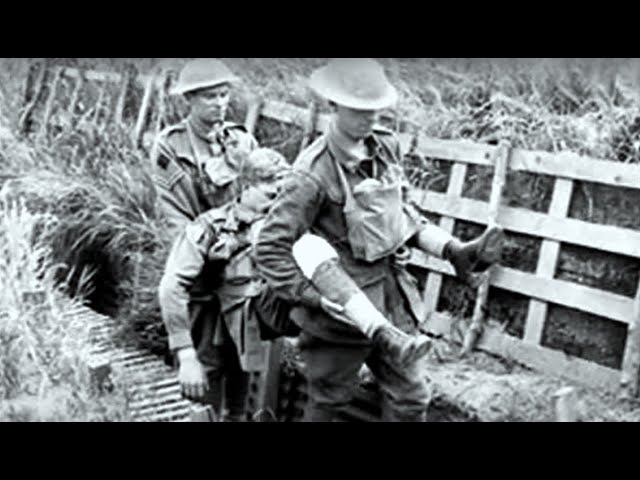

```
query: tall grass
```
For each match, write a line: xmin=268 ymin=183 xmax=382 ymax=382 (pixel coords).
xmin=1 ymin=94 xmax=172 ymax=357
xmin=0 ymin=196 xmax=134 ymax=421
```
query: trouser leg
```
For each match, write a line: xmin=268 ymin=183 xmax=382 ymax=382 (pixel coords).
xmin=298 ymin=332 xmax=372 ymax=422
xmin=220 ymin=342 xmax=250 ymax=422
xmin=365 ymin=343 xmax=431 ymax=422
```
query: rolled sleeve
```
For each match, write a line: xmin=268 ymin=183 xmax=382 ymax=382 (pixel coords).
xmin=254 ymin=171 xmax=325 ymax=309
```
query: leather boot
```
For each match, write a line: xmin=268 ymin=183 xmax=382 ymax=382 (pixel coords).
xmin=443 ymin=225 xmax=505 ymax=284
xmin=373 ymin=325 xmax=432 ymax=367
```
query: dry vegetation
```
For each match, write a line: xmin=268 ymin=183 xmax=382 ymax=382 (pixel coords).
xmin=1 ymin=58 xmax=640 ymax=421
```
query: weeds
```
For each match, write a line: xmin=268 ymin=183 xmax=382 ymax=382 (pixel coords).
xmin=0 ymin=198 xmax=134 ymax=421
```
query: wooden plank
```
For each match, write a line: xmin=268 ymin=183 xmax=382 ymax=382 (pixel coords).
xmin=133 ymin=71 xmax=156 ymax=148
xmin=510 ymin=147 xmax=640 ymax=190
xmin=462 ymin=141 xmax=510 ymax=356
xmin=38 ymin=66 xmax=63 ymax=139
xmin=553 ymin=387 xmax=581 ymax=422
xmin=147 ymin=408 xmax=190 ymax=423
xmin=620 ymin=284 xmax=640 ymax=397
xmin=399 ymin=132 xmax=497 ymax=167
xmin=92 ymin=80 xmax=108 ymax=127
xmin=117 ymin=355 xmax=160 ymax=368
xmin=107 ymin=349 xmax=153 ymax=362
xmin=408 ymin=189 xmax=640 ymax=259
xmin=525 ymin=296 xmax=551 ymax=345
xmin=261 ymin=99 xmax=332 ymax=133
xmin=61 ymin=67 xmax=123 ymax=84
xmin=422 ymin=162 xmax=468 ymax=316
xmin=20 ymin=59 xmax=37 ymax=105
xmin=400 ymin=132 xmax=640 ymax=191
xmin=66 ymin=69 xmax=85 ymax=118
xmin=134 ymin=399 xmax=192 ymax=419
xmin=299 ymin=100 xmax=319 ymax=154
xmin=153 ymin=70 xmax=169 ymax=138
xmin=244 ymin=97 xmax=263 ymax=135
xmin=113 ymin=66 xmax=132 ymax=125
xmin=18 ymin=60 xmax=47 ymax=135
xmin=261 ymin=100 xmax=309 ymax=127
xmin=425 ymin=312 xmax=620 ymax=392
xmin=131 ymin=377 xmax=179 ymax=392
xmin=410 ymin=254 xmax=635 ymax=325
xmin=129 ymin=390 xmax=183 ymax=411
xmin=524 ymin=178 xmax=574 ymax=345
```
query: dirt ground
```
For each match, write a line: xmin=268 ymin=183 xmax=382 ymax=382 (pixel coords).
xmin=420 ymin=337 xmax=640 ymax=422
xmin=280 ymin=337 xmax=640 ymax=422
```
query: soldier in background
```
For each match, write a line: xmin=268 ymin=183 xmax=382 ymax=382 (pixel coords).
xmin=151 ymin=58 xmax=258 ymax=238
xmin=151 ymin=58 xmax=258 ymax=418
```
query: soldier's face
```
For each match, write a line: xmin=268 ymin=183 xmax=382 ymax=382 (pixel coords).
xmin=334 ymin=105 xmax=380 ymax=141
xmin=188 ymin=84 xmax=231 ymax=124
xmin=241 ymin=179 xmax=280 ymax=213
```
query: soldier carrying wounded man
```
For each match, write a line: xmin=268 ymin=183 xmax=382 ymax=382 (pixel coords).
xmin=158 ymin=147 xmax=437 ymax=421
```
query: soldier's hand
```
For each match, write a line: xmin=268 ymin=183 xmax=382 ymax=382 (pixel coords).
xmin=177 ymin=347 xmax=209 ymax=401
xmin=320 ymin=296 xmax=357 ymax=328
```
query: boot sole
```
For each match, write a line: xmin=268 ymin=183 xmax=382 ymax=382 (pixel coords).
xmin=474 ymin=226 xmax=505 ymax=269
xmin=400 ymin=336 xmax=432 ymax=366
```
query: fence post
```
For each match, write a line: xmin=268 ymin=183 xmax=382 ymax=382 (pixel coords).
xmin=18 ymin=60 xmax=47 ymax=136
xmin=114 ymin=64 xmax=134 ymax=126
xmin=37 ymin=66 xmax=63 ymax=141
xmin=152 ymin=69 xmax=171 ymax=142
xmin=460 ymin=140 xmax=510 ymax=357
xmin=133 ymin=71 xmax=157 ymax=149
xmin=421 ymin=162 xmax=468 ymax=319
xmin=244 ymin=96 xmax=263 ymax=136
xmin=620 ymin=283 xmax=640 ymax=398
xmin=553 ymin=386 xmax=580 ymax=422
xmin=299 ymin=99 xmax=319 ymax=155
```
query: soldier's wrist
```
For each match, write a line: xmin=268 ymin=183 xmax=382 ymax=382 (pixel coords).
xmin=176 ymin=347 xmax=198 ymax=362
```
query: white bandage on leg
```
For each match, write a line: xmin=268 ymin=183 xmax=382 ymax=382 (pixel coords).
xmin=417 ymin=224 xmax=456 ymax=258
xmin=292 ymin=234 xmax=338 ymax=280
xmin=343 ymin=292 xmax=387 ymax=338
xmin=291 ymin=233 xmax=387 ymax=339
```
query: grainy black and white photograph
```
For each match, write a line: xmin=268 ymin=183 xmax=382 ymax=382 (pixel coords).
xmin=0 ymin=58 xmax=639 ymax=422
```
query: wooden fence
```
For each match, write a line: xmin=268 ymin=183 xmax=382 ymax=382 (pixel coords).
xmin=18 ymin=62 xmax=640 ymax=399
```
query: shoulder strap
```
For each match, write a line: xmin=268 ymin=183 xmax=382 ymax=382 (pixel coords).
xmin=328 ymin=150 xmax=357 ymax=211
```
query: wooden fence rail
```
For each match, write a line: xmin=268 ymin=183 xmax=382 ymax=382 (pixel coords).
xmin=19 ymin=64 xmax=640 ymax=398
